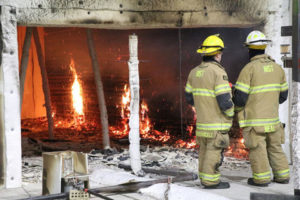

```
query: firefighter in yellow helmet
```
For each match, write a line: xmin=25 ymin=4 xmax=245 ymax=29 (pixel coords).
xmin=233 ymin=30 xmax=290 ymax=187
xmin=185 ymin=34 xmax=233 ymax=189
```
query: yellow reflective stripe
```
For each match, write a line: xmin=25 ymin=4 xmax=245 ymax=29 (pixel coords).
xmin=274 ymin=169 xmax=290 ymax=178
xmin=234 ymin=106 xmax=243 ymax=112
xmin=224 ymin=108 xmax=234 ymax=117
xmin=197 ymin=123 xmax=231 ymax=130
xmin=236 ymin=82 xmax=250 ymax=89
xmin=281 ymin=82 xmax=288 ymax=91
xmin=196 ymin=131 xmax=215 ymax=138
xmin=198 ymin=173 xmax=203 ymax=179
xmin=215 ymin=84 xmax=231 ymax=95
xmin=185 ymin=83 xmax=193 ymax=93
xmin=250 ymin=88 xmax=280 ymax=94
xmin=192 ymin=88 xmax=216 ymax=97
xmin=253 ymin=171 xmax=271 ymax=180
xmin=235 ymin=82 xmax=250 ymax=94
xmin=215 ymin=84 xmax=230 ymax=90
xmin=199 ymin=172 xmax=220 ymax=182
xmin=215 ymin=88 xmax=231 ymax=95
xmin=239 ymin=118 xmax=280 ymax=127
xmin=250 ymin=84 xmax=281 ymax=94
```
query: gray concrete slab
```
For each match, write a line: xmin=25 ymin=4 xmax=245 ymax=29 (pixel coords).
xmin=0 ymin=165 xmax=294 ymax=200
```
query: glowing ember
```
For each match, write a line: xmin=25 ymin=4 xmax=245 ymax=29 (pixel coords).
xmin=174 ymin=124 xmax=197 ymax=148
xmin=110 ymin=83 xmax=249 ymax=158
xmin=110 ymin=84 xmax=170 ymax=143
xmin=225 ymin=136 xmax=248 ymax=159
xmin=240 ymin=138 xmax=244 ymax=144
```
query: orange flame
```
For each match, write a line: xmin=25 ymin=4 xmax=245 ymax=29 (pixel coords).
xmin=110 ymin=84 xmax=170 ymax=143
xmin=70 ymin=59 xmax=84 ymax=115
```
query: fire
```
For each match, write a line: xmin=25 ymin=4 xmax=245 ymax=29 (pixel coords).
xmin=51 ymin=59 xmax=86 ymax=129
xmin=70 ymin=59 xmax=84 ymax=116
xmin=110 ymin=83 xmax=248 ymax=159
xmin=240 ymin=138 xmax=244 ymax=144
xmin=110 ymin=84 xmax=170 ymax=143
xmin=174 ymin=125 xmax=197 ymax=148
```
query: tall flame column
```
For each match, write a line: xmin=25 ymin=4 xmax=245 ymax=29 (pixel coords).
xmin=128 ymin=34 xmax=143 ymax=175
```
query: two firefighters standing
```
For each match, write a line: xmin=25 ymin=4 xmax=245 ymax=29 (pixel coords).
xmin=185 ymin=31 xmax=290 ymax=189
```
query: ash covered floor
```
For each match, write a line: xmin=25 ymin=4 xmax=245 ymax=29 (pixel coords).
xmin=0 ymin=141 xmax=294 ymax=200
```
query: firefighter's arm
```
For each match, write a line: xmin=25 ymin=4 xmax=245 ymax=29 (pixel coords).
xmin=232 ymin=67 xmax=251 ymax=111
xmin=185 ymin=73 xmax=194 ymax=106
xmin=279 ymin=69 xmax=288 ymax=104
xmin=215 ymin=72 xmax=234 ymax=118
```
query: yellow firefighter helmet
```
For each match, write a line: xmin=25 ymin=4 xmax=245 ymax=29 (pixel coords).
xmin=197 ymin=34 xmax=224 ymax=56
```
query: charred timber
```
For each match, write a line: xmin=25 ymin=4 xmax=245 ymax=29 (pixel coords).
xmin=32 ymin=28 xmax=54 ymax=139
xmin=86 ymin=28 xmax=110 ymax=149
xmin=19 ymin=27 xmax=32 ymax=105
xmin=118 ymin=163 xmax=197 ymax=177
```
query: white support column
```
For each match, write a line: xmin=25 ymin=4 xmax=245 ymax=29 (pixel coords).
xmin=264 ymin=0 xmax=292 ymax=163
xmin=128 ymin=34 xmax=143 ymax=176
xmin=292 ymin=82 xmax=300 ymax=189
xmin=0 ymin=6 xmax=22 ymax=188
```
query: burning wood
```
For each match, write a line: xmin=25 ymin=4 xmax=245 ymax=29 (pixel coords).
xmin=109 ymin=84 xmax=171 ymax=143
xmin=70 ymin=59 xmax=85 ymax=125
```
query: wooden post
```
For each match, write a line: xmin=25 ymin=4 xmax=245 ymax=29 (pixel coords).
xmin=32 ymin=28 xmax=54 ymax=139
xmin=86 ymin=29 xmax=110 ymax=149
xmin=19 ymin=27 xmax=33 ymax=105
xmin=128 ymin=34 xmax=143 ymax=176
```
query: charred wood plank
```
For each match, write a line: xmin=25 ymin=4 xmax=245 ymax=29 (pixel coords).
xmin=118 ymin=163 xmax=196 ymax=177
xmin=19 ymin=27 xmax=32 ymax=105
xmin=90 ymin=174 xmax=198 ymax=194
xmin=32 ymin=28 xmax=54 ymax=139
xmin=86 ymin=28 xmax=110 ymax=148
xmin=85 ymin=190 xmax=113 ymax=200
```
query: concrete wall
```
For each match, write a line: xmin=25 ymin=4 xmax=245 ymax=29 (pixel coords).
xmin=1 ymin=0 xmax=269 ymax=28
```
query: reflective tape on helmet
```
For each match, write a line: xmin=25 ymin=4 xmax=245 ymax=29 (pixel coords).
xmin=196 ymin=123 xmax=232 ymax=131
xmin=215 ymin=84 xmax=231 ymax=95
xmin=185 ymin=83 xmax=193 ymax=93
xmin=235 ymin=82 xmax=250 ymax=94
xmin=274 ymin=169 xmax=290 ymax=178
xmin=245 ymin=31 xmax=270 ymax=47
xmin=199 ymin=172 xmax=220 ymax=182
xmin=239 ymin=118 xmax=280 ymax=127
xmin=253 ymin=171 xmax=271 ymax=180
xmin=248 ymin=44 xmax=267 ymax=50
